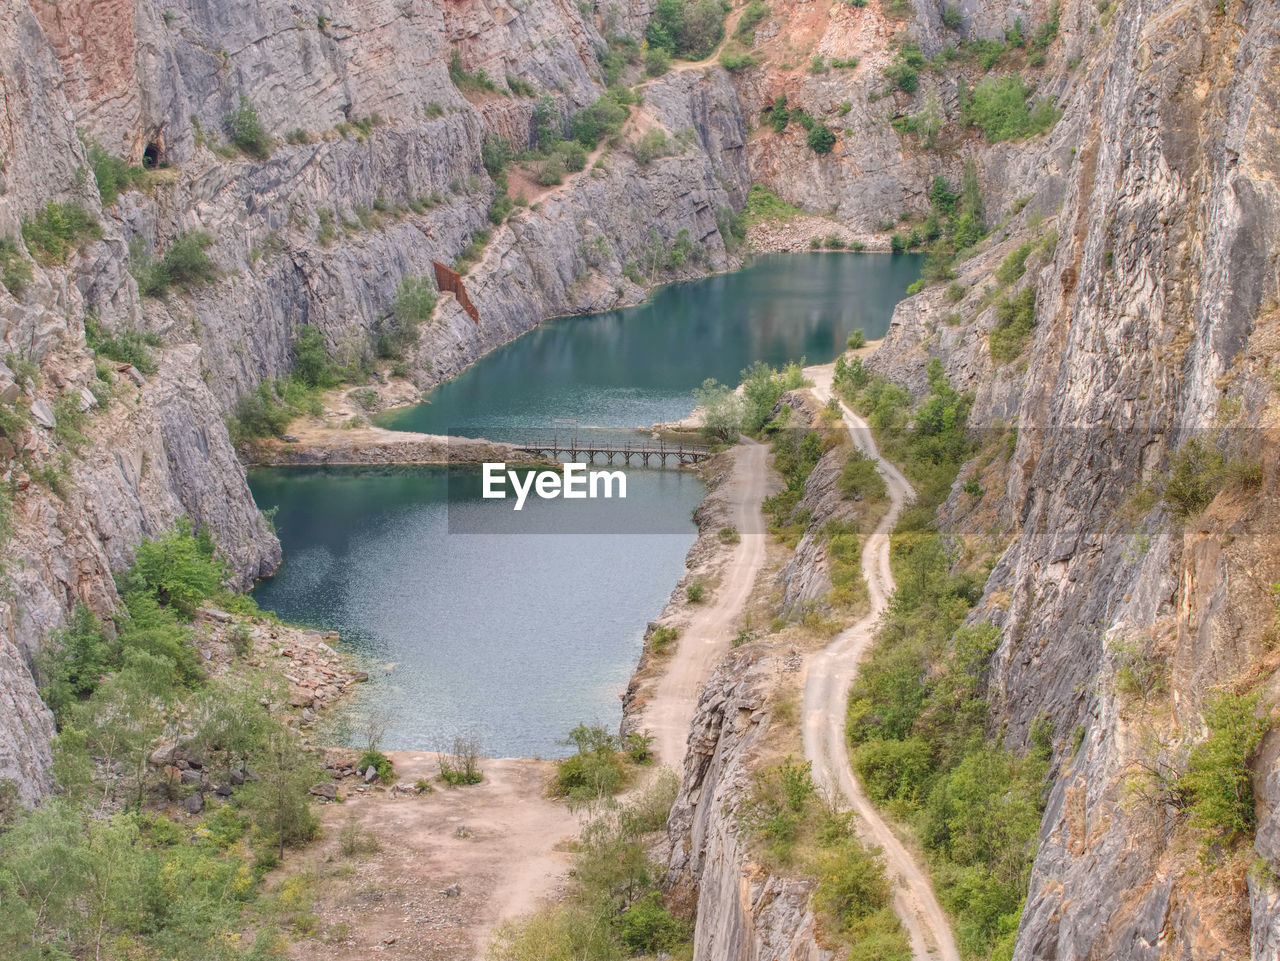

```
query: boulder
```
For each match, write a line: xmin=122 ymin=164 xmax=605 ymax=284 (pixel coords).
xmin=118 ymin=364 xmax=145 ymax=387
xmin=309 ymin=782 xmax=338 ymax=800
xmin=184 ymin=793 xmax=204 ymax=814
xmin=363 ymin=765 xmax=378 ymax=783
xmin=149 ymin=741 xmax=178 ymax=767
xmin=29 ymin=398 xmax=55 ymax=429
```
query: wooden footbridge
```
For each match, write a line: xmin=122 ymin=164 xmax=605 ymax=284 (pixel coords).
xmin=515 ymin=437 xmax=712 ymax=467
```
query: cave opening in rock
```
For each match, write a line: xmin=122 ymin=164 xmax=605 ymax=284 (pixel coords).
xmin=143 ymin=140 xmax=162 ymax=169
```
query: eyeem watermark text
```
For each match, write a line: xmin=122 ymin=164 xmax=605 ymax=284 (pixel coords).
xmin=482 ymin=462 xmax=627 ymax=511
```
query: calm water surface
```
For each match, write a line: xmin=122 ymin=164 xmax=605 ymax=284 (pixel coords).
xmin=250 ymin=253 xmax=921 ymax=756
xmin=380 ymin=253 xmax=923 ymax=438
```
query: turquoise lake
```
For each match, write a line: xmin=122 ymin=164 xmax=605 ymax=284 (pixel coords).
xmin=249 ymin=253 xmax=921 ymax=756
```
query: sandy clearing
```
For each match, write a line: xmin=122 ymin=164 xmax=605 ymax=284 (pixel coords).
xmin=645 ymin=439 xmax=771 ymax=766
xmin=289 ymin=752 xmax=578 ymax=961
xmin=802 ymin=362 xmax=961 ymax=961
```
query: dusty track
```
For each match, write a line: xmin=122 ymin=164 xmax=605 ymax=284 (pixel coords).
xmin=802 ymin=364 xmax=960 ymax=961
xmin=647 ymin=439 xmax=769 ymax=766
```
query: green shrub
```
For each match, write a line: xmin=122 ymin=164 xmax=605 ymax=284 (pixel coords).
xmin=693 ymin=377 xmax=744 ymax=442
xmin=448 ymin=50 xmax=499 ymax=94
xmin=377 ymin=276 xmax=437 ymax=358
xmin=839 ymin=448 xmax=887 ymax=501
xmin=633 ymin=128 xmax=673 ymax=165
xmin=743 ymin=183 xmax=803 ymax=225
xmin=1180 ymin=691 xmax=1269 ymax=843
xmin=143 ymin=231 xmax=219 ymax=297
xmin=481 ymin=134 xmax=514 ymax=175
xmin=37 ymin=602 xmax=112 ymax=718
xmin=223 ymin=96 xmax=270 ymax=159
xmin=554 ymin=724 xmax=624 ymax=800
xmin=623 ymin=730 xmax=654 ymax=764
xmin=644 ymin=45 xmax=672 ymax=76
xmin=736 ymin=0 xmax=770 ymax=43
xmin=685 ymin=581 xmax=705 ymax=602
xmin=357 ymin=749 xmax=395 ymax=781
xmin=1032 ymin=1 xmax=1060 ymax=48
xmin=988 ymin=286 xmax=1036 ymax=363
xmin=291 ymin=324 xmax=337 ymax=388
xmin=740 ymin=757 xmax=815 ymax=862
xmin=228 ymin=379 xmax=315 ymax=442
xmin=115 ymin=584 xmax=201 ymax=686
xmin=884 ymin=62 xmax=918 ymax=93
xmin=806 ymin=121 xmax=836 ymax=154
xmin=645 ymin=0 xmax=725 ymax=59
xmin=853 ymin=737 xmax=933 ymax=804
xmin=616 ymin=893 xmax=688 ymax=953
xmin=813 ymin=833 xmax=896 ymax=934
xmin=718 ymin=525 xmax=741 ymax=544
xmin=1154 ymin=438 xmax=1258 ymax=518
xmin=0 ymin=237 xmax=32 ymax=296
xmin=649 ymin=624 xmax=679 ymax=652
xmin=995 ymin=240 xmax=1035 ymax=285
xmin=537 ymin=154 xmax=566 ymax=186
xmin=338 ymin=820 xmax=380 ymax=856
xmin=560 ymin=140 xmax=588 ymax=172
xmin=438 ymin=735 xmax=484 ymax=786
xmin=941 ymin=2 xmax=963 ymax=29
xmin=86 ymin=142 xmax=145 ymax=205
xmin=390 ymin=273 xmax=439 ymax=321
xmin=963 ymin=76 xmax=1060 ymax=141
xmin=720 ymin=48 xmax=761 ymax=71
xmin=125 ymin=517 xmax=229 ymax=617
xmin=22 ymin=202 xmax=102 ymax=265
xmin=52 ymin=392 xmax=88 ymax=449
xmin=571 ymin=92 xmax=631 ymax=148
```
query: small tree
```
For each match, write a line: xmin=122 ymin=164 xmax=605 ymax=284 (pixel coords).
xmin=693 ymin=378 xmax=743 ymax=442
xmin=806 ymin=122 xmax=836 ymax=154
xmin=246 ymin=724 xmax=320 ymax=861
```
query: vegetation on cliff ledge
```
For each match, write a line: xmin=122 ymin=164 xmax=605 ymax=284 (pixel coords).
xmin=2 ymin=520 xmax=326 ymax=960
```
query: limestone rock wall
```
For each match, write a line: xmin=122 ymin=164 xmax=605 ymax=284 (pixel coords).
xmin=864 ymin=0 xmax=1280 ymax=956
xmin=0 ymin=0 xmax=745 ymax=799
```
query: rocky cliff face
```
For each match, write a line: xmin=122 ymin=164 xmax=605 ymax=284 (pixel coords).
xmin=0 ymin=0 xmax=754 ymax=798
xmin=666 ymin=645 xmax=833 ymax=961
xmin=868 ymin=0 xmax=1280 ymax=957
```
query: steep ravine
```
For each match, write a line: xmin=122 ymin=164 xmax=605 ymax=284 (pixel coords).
xmin=5 ymin=0 xmax=1280 ymax=958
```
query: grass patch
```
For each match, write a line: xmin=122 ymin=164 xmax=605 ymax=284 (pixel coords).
xmin=743 ymin=184 xmax=804 ymax=225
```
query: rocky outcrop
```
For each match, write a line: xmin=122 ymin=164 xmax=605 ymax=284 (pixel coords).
xmin=666 ymin=646 xmax=832 ymax=961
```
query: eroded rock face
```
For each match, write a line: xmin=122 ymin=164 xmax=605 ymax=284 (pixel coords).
xmin=665 ymin=647 xmax=833 ymax=961
xmin=863 ymin=1 xmax=1280 ymax=957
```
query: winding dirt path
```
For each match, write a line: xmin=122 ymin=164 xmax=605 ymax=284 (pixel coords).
xmin=802 ymin=364 xmax=960 ymax=961
xmin=647 ymin=439 xmax=769 ymax=766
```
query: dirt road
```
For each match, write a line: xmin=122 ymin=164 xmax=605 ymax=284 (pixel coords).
xmin=802 ymin=364 xmax=961 ymax=961
xmin=646 ymin=439 xmax=770 ymax=766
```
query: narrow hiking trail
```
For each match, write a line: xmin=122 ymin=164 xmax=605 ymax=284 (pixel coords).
xmin=648 ymin=439 xmax=769 ymax=766
xmin=803 ymin=363 xmax=961 ymax=961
